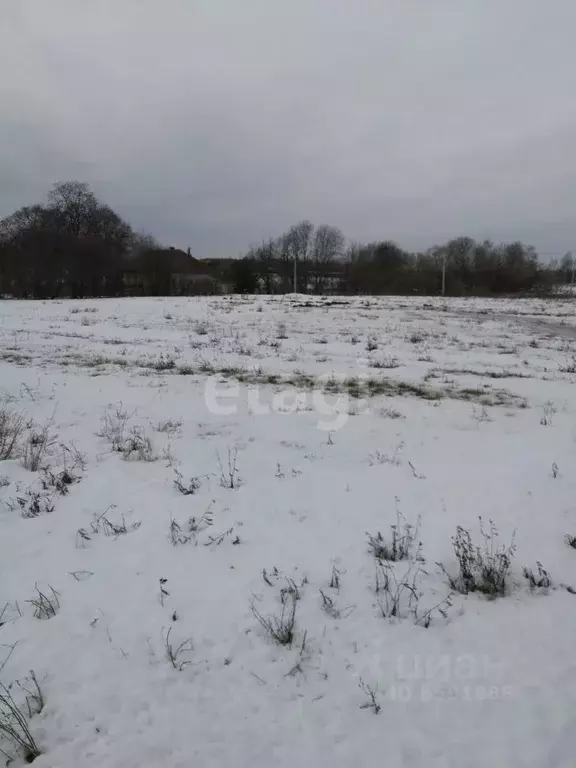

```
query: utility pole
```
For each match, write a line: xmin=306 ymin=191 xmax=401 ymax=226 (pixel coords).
xmin=441 ymin=252 xmax=446 ymax=296
xmin=571 ymin=251 xmax=575 ymax=285
xmin=293 ymin=255 xmax=297 ymax=293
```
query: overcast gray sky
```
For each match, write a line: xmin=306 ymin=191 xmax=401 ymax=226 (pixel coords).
xmin=2 ymin=0 xmax=576 ymax=259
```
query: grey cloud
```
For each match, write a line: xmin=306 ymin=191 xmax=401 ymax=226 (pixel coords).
xmin=2 ymin=0 xmax=576 ymax=258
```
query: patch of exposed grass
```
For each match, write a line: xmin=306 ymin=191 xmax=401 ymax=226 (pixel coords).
xmin=0 ymin=351 xmax=32 ymax=365
xmin=12 ymin=346 xmax=528 ymax=408
xmin=439 ymin=367 xmax=531 ymax=380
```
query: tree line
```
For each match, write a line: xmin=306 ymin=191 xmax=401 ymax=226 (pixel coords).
xmin=1 ymin=181 xmax=144 ymax=298
xmin=0 ymin=182 xmax=567 ymax=298
xmin=241 ymin=222 xmax=557 ymax=296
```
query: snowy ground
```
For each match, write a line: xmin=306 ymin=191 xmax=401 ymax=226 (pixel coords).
xmin=1 ymin=294 xmax=576 ymax=767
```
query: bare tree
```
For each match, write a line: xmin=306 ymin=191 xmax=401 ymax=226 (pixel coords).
xmin=48 ymin=181 xmax=100 ymax=237
xmin=311 ymin=224 xmax=344 ymax=293
xmin=258 ymin=238 xmax=279 ymax=262
xmin=251 ymin=238 xmax=280 ymax=293
xmin=47 ymin=182 xmax=132 ymax=249
xmin=560 ymin=252 xmax=574 ymax=284
xmin=0 ymin=181 xmax=134 ymax=298
xmin=0 ymin=205 xmax=51 ymax=242
xmin=129 ymin=232 xmax=160 ymax=258
xmin=282 ymin=220 xmax=314 ymax=292
xmin=286 ymin=220 xmax=314 ymax=263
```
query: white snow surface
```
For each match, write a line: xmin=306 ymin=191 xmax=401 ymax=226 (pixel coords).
xmin=0 ymin=294 xmax=576 ymax=767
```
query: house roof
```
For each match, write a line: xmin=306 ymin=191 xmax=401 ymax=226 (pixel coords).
xmin=166 ymin=247 xmax=207 ymax=274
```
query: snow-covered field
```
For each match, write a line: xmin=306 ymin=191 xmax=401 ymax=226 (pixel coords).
xmin=1 ymin=294 xmax=576 ymax=767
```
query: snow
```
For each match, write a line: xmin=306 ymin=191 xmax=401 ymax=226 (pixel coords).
xmin=1 ymin=294 xmax=576 ymax=767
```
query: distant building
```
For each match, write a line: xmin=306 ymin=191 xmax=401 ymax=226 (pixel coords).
xmin=122 ymin=247 xmax=221 ymax=295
